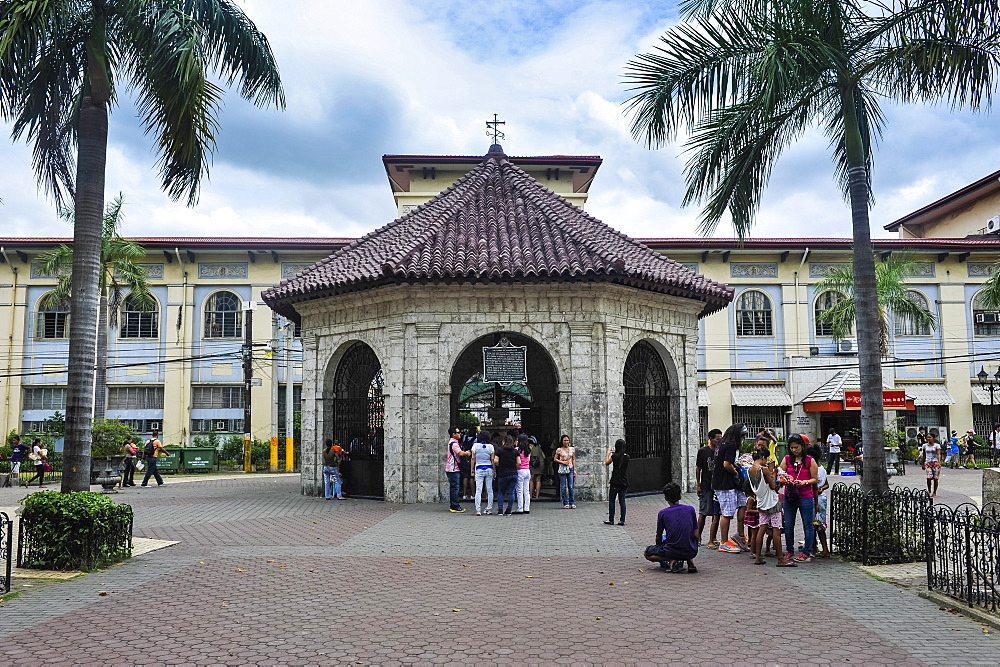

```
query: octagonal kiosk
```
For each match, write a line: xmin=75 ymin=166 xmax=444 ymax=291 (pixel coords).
xmin=262 ymin=145 xmax=732 ymax=503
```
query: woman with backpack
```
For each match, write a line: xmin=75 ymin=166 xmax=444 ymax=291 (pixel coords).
xmin=780 ymin=434 xmax=818 ymax=563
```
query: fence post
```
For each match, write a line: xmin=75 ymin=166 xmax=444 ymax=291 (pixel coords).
xmin=861 ymin=493 xmax=868 ymax=565
xmin=923 ymin=506 xmax=933 ymax=585
xmin=964 ymin=520 xmax=974 ymax=608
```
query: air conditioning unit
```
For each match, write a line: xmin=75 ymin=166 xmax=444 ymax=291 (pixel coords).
xmin=836 ymin=338 xmax=858 ymax=355
xmin=215 ymin=420 xmax=229 ymax=431
xmin=149 ymin=421 xmax=161 ymax=431
xmin=809 ymin=346 xmax=820 ymax=357
xmin=976 ymin=312 xmax=1000 ymax=324
xmin=987 ymin=215 xmax=1000 ymax=234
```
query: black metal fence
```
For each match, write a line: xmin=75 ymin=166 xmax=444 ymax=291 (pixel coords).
xmin=829 ymin=483 xmax=932 ymax=565
xmin=0 ymin=460 xmax=63 ymax=486
xmin=0 ymin=511 xmax=11 ymax=594
xmin=925 ymin=502 xmax=1000 ymax=614
xmin=17 ymin=503 xmax=133 ymax=571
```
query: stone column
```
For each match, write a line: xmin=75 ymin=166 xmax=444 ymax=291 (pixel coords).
xmin=414 ymin=322 xmax=444 ymax=503
xmin=383 ymin=324 xmax=405 ymax=502
xmin=300 ymin=332 xmax=321 ymax=496
xmin=567 ymin=320 xmax=605 ymax=501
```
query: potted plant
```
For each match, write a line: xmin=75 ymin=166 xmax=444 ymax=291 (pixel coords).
xmin=89 ymin=419 xmax=137 ymax=484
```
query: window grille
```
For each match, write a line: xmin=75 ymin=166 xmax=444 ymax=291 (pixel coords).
xmin=735 ymin=290 xmax=773 ymax=336
xmin=120 ymin=294 xmax=159 ymax=338
xmin=107 ymin=386 xmax=164 ymax=410
xmin=23 ymin=387 xmax=67 ymax=410
xmin=204 ymin=291 xmax=242 ymax=338
xmin=191 ymin=418 xmax=243 ymax=433
xmin=192 ymin=385 xmax=244 ymax=409
xmin=972 ymin=291 xmax=1000 ymax=337
xmin=973 ymin=405 xmax=1000 ymax=441
xmin=36 ymin=294 xmax=69 ymax=339
xmin=894 ymin=291 xmax=931 ymax=336
xmin=115 ymin=419 xmax=163 ymax=433
xmin=698 ymin=406 xmax=708 ymax=444
xmin=814 ymin=290 xmax=851 ymax=337
xmin=731 ymin=406 xmax=783 ymax=439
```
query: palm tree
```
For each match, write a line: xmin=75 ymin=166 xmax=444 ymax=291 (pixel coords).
xmin=39 ymin=195 xmax=155 ymax=421
xmin=0 ymin=0 xmax=284 ymax=492
xmin=623 ymin=0 xmax=999 ymax=493
xmin=815 ymin=255 xmax=938 ymax=357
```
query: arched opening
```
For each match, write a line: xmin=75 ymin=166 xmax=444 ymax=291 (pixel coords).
xmin=327 ymin=342 xmax=385 ymax=498
xmin=623 ymin=340 xmax=672 ymax=492
xmin=450 ymin=332 xmax=560 ymax=497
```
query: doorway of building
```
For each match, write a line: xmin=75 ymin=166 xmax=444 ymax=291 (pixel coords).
xmin=327 ymin=341 xmax=385 ymax=498
xmin=450 ymin=332 xmax=561 ymax=499
xmin=622 ymin=341 xmax=673 ymax=492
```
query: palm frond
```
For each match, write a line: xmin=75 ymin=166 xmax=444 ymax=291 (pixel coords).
xmin=178 ymin=0 xmax=285 ymax=108
xmin=623 ymin=11 xmax=764 ymax=148
xmin=1 ymin=0 xmax=87 ymax=206
xmin=120 ymin=6 xmax=221 ymax=205
xmin=977 ymin=265 xmax=1000 ymax=311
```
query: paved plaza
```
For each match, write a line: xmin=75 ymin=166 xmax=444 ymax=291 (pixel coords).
xmin=1 ymin=474 xmax=998 ymax=665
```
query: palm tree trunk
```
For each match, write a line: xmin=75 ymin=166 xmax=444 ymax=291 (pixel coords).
xmin=842 ymin=89 xmax=889 ymax=494
xmin=61 ymin=95 xmax=107 ymax=493
xmin=94 ymin=292 xmax=108 ymax=420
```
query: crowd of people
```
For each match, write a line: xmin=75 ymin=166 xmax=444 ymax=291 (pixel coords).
xmin=694 ymin=424 xmax=831 ymax=567
xmin=444 ymin=427 xmax=587 ymax=515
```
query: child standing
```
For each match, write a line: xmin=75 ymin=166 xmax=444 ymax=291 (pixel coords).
xmin=748 ymin=447 xmax=795 ymax=567
xmin=946 ymin=431 xmax=960 ymax=469
xmin=743 ymin=480 xmax=759 ymax=560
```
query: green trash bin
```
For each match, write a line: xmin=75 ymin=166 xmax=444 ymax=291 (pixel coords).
xmin=157 ymin=447 xmax=182 ymax=472
xmin=182 ymin=447 xmax=217 ymax=472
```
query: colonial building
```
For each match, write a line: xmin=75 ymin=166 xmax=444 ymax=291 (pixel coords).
xmin=2 ymin=154 xmax=999 ymax=500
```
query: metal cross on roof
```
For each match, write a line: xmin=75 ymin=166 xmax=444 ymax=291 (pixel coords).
xmin=486 ymin=114 xmax=505 ymax=144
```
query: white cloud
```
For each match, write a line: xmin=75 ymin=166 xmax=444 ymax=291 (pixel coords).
xmin=1 ymin=0 xmax=997 ymax=244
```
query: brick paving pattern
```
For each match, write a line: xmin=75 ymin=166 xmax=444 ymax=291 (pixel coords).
xmin=0 ymin=476 xmax=997 ymax=665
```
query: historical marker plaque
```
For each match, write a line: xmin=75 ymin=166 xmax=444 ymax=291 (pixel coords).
xmin=483 ymin=339 xmax=527 ymax=384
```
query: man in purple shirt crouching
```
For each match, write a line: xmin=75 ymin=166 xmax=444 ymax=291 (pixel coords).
xmin=644 ymin=482 xmax=699 ymax=573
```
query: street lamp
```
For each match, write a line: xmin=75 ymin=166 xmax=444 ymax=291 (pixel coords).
xmin=977 ymin=365 xmax=1000 ymax=406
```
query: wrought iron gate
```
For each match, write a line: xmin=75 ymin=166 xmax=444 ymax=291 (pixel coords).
xmin=623 ymin=341 xmax=672 ymax=491
xmin=332 ymin=342 xmax=385 ymax=498
xmin=1 ymin=511 xmax=11 ymax=594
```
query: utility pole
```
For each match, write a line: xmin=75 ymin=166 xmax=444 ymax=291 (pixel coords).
xmin=284 ymin=319 xmax=295 ymax=471
xmin=242 ymin=302 xmax=255 ymax=472
xmin=270 ymin=312 xmax=280 ymax=471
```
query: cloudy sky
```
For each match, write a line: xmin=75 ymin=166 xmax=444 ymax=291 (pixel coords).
xmin=1 ymin=0 xmax=997 ymax=241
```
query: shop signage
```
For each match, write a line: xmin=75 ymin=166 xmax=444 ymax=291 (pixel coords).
xmin=844 ymin=389 xmax=907 ymax=410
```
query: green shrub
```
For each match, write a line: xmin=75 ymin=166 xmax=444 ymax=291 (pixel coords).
xmin=220 ymin=434 xmax=245 ymax=462
xmin=18 ymin=491 xmax=132 ymax=571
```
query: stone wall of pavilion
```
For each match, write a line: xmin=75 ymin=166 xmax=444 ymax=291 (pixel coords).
xmin=297 ymin=282 xmax=703 ymax=503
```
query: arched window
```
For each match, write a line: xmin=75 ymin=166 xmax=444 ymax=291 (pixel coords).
xmin=894 ymin=290 xmax=931 ymax=336
xmin=814 ymin=290 xmax=850 ymax=337
xmin=36 ymin=292 xmax=69 ymax=339
xmin=204 ymin=291 xmax=242 ymax=339
xmin=973 ymin=290 xmax=1000 ymax=337
xmin=120 ymin=293 xmax=159 ymax=339
xmin=735 ymin=290 xmax=772 ymax=336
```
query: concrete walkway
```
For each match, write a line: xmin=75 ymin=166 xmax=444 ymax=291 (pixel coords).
xmin=0 ymin=475 xmax=997 ymax=665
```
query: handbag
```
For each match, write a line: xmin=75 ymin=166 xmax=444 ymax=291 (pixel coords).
xmin=42 ymin=462 xmax=51 ymax=472
xmin=557 ymin=463 xmax=572 ymax=475
xmin=28 ymin=452 xmax=40 ymax=461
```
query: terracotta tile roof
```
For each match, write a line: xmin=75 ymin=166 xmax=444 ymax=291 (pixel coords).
xmin=263 ymin=148 xmax=733 ymax=321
